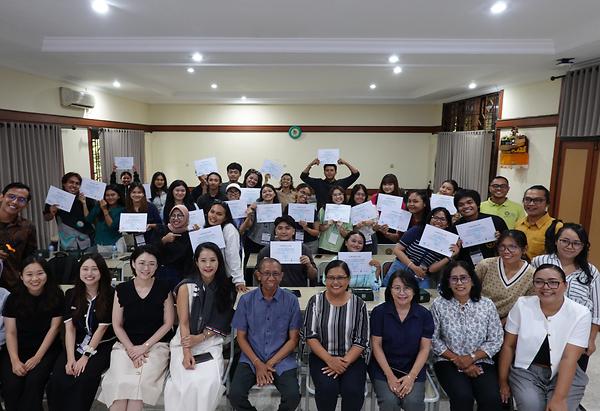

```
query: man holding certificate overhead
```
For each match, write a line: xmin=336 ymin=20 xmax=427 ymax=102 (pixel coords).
xmin=255 ymin=215 xmax=317 ymax=287
xmin=300 ymin=156 xmax=360 ymax=209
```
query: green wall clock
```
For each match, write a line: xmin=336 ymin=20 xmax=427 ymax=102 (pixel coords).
xmin=288 ymin=125 xmax=302 ymax=139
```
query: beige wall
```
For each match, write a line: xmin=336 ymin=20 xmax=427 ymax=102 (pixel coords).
xmin=61 ymin=128 xmax=91 ymax=178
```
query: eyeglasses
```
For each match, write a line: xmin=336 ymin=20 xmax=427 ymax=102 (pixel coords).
xmin=557 ymin=238 xmax=584 ymax=249
xmin=325 ymin=275 xmax=349 ymax=282
xmin=449 ymin=275 xmax=471 ymax=284
xmin=490 ymin=184 xmax=508 ymax=189
xmin=170 ymin=214 xmax=185 ymax=220
xmin=5 ymin=193 xmax=28 ymax=205
xmin=523 ymin=197 xmax=546 ymax=205
xmin=391 ymin=286 xmax=413 ymax=293
xmin=498 ymin=244 xmax=520 ymax=253
xmin=261 ymin=272 xmax=282 ymax=278
xmin=533 ymin=279 xmax=562 ymax=289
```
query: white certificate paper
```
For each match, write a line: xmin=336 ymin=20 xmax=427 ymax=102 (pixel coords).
xmin=194 ymin=157 xmax=218 ymax=176
xmin=119 ymin=213 xmax=148 ymax=233
xmin=419 ymin=224 xmax=459 ymax=257
xmin=226 ymin=200 xmax=248 ymax=219
xmin=287 ymin=203 xmax=316 ymax=223
xmin=143 ymin=183 xmax=152 ymax=200
xmin=188 ymin=210 xmax=206 ymax=229
xmin=430 ymin=194 xmax=457 ymax=214
xmin=260 ymin=159 xmax=284 ymax=180
xmin=317 ymin=148 xmax=340 ymax=165
xmin=270 ymin=241 xmax=302 ymax=264
xmin=45 ymin=186 xmax=75 ymax=212
xmin=376 ymin=193 xmax=404 ymax=212
xmin=189 ymin=225 xmax=226 ymax=252
xmin=240 ymin=188 xmax=261 ymax=205
xmin=114 ymin=157 xmax=134 ymax=170
xmin=456 ymin=217 xmax=497 ymax=247
xmin=79 ymin=178 xmax=106 ymax=201
xmin=337 ymin=252 xmax=372 ymax=276
xmin=351 ymin=202 xmax=378 ymax=225
xmin=256 ymin=203 xmax=282 ymax=223
xmin=378 ymin=209 xmax=412 ymax=232
xmin=324 ymin=204 xmax=351 ymax=223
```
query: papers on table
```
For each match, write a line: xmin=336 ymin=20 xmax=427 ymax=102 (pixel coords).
xmin=430 ymin=194 xmax=457 ymax=214
xmin=270 ymin=241 xmax=302 ymax=264
xmin=240 ymin=188 xmax=261 ymax=205
xmin=45 ymin=186 xmax=75 ymax=212
xmin=287 ymin=203 xmax=316 ymax=223
xmin=188 ymin=210 xmax=206 ymax=229
xmin=189 ymin=225 xmax=226 ymax=252
xmin=256 ymin=203 xmax=282 ymax=223
xmin=376 ymin=193 xmax=404 ymax=212
xmin=337 ymin=252 xmax=372 ymax=276
xmin=143 ymin=183 xmax=152 ymax=200
xmin=226 ymin=200 xmax=248 ymax=219
xmin=324 ymin=203 xmax=351 ymax=223
xmin=260 ymin=159 xmax=284 ymax=180
xmin=114 ymin=157 xmax=134 ymax=170
xmin=194 ymin=157 xmax=218 ymax=176
xmin=456 ymin=217 xmax=497 ymax=247
xmin=419 ymin=224 xmax=459 ymax=257
xmin=378 ymin=208 xmax=412 ymax=232
xmin=119 ymin=213 xmax=148 ymax=233
xmin=351 ymin=202 xmax=378 ymax=225
xmin=79 ymin=178 xmax=106 ymax=201
xmin=317 ymin=148 xmax=340 ymax=165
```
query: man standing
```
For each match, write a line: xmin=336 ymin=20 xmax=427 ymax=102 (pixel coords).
xmin=220 ymin=162 xmax=243 ymax=196
xmin=229 ymin=257 xmax=302 ymax=411
xmin=515 ymin=185 xmax=563 ymax=260
xmin=0 ymin=183 xmax=37 ymax=290
xmin=480 ymin=176 xmax=525 ymax=229
xmin=300 ymin=158 xmax=360 ymax=209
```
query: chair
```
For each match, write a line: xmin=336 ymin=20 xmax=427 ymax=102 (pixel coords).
xmin=317 ymin=261 xmax=329 ymax=285
xmin=382 ymin=261 xmax=393 ymax=278
xmin=304 ymin=367 xmax=369 ymax=411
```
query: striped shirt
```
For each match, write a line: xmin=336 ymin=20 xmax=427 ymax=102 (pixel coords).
xmin=532 ymin=253 xmax=600 ymax=325
xmin=301 ymin=292 xmax=369 ymax=357
xmin=399 ymin=226 xmax=446 ymax=268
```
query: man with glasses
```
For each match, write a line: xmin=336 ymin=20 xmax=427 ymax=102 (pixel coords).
xmin=229 ymin=257 xmax=302 ymax=411
xmin=0 ymin=182 xmax=37 ymax=290
xmin=480 ymin=176 xmax=525 ymax=229
xmin=515 ymin=185 xmax=563 ymax=260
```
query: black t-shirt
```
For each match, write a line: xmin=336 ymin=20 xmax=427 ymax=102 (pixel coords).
xmin=255 ymin=243 xmax=316 ymax=287
xmin=156 ymin=228 xmax=194 ymax=275
xmin=64 ymin=287 xmax=115 ymax=346
xmin=453 ymin=212 xmax=509 ymax=269
xmin=116 ymin=279 xmax=173 ymax=345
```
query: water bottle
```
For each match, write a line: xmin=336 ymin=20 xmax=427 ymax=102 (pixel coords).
xmin=48 ymin=244 xmax=55 ymax=258
xmin=111 ymin=245 xmax=118 ymax=260
xmin=371 ymin=272 xmax=381 ymax=302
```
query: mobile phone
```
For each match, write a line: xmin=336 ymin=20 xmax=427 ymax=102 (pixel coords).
xmin=193 ymin=352 xmax=214 ymax=363
xmin=390 ymin=366 xmax=408 ymax=379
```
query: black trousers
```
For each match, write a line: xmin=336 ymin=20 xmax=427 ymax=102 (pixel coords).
xmin=309 ymin=353 xmax=366 ymax=411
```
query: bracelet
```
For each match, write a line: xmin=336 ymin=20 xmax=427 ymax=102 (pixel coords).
xmin=252 ymin=357 xmax=260 ymax=365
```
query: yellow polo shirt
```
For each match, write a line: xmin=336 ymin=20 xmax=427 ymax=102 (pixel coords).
xmin=514 ymin=213 xmax=563 ymax=260
xmin=480 ymin=198 xmax=526 ymax=229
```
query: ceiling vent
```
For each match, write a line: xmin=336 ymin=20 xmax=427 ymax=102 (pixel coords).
xmin=59 ymin=87 xmax=95 ymax=109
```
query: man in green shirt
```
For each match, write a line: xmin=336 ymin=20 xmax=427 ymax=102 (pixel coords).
xmin=480 ymin=176 xmax=525 ymax=229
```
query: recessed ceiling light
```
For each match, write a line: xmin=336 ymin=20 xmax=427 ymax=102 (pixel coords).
xmin=192 ymin=52 xmax=203 ymax=62
xmin=241 ymin=96 xmax=247 ymax=100
xmin=388 ymin=55 xmax=399 ymax=64
xmin=393 ymin=66 xmax=403 ymax=74
xmin=187 ymin=67 xmax=195 ymax=73
xmin=468 ymin=82 xmax=477 ymax=89
xmin=490 ymin=1 xmax=507 ymax=14
xmin=211 ymin=83 xmax=218 ymax=89
xmin=369 ymin=83 xmax=377 ymax=90
xmin=91 ymin=0 xmax=109 ymax=14
xmin=112 ymin=80 xmax=121 ymax=88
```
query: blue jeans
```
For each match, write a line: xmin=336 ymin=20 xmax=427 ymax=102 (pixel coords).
xmin=383 ymin=260 xmax=430 ymax=289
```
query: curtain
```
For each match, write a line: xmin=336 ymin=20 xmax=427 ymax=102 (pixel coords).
xmin=434 ymin=130 xmax=494 ymax=196
xmin=99 ymin=128 xmax=145 ymax=182
xmin=558 ymin=65 xmax=600 ymax=138
xmin=0 ymin=122 xmax=64 ymax=248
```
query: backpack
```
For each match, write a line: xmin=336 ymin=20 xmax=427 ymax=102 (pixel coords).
xmin=544 ymin=218 xmax=562 ymax=254
xmin=46 ymin=252 xmax=80 ymax=285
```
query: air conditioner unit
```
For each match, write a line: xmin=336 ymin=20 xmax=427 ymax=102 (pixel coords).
xmin=59 ymin=87 xmax=95 ymax=109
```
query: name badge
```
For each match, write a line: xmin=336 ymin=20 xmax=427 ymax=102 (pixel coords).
xmin=469 ymin=250 xmax=484 ymax=265
xmin=295 ymin=231 xmax=305 ymax=242
xmin=328 ymin=232 xmax=339 ymax=245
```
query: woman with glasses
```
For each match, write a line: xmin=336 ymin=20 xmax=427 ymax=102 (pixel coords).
xmin=532 ymin=223 xmax=599 ymax=371
xmin=302 ymin=260 xmax=369 ymax=411
xmin=369 ymin=270 xmax=433 ymax=411
xmin=498 ymin=264 xmax=591 ymax=411
xmin=431 ymin=260 xmax=503 ymax=411
xmin=475 ymin=230 xmax=535 ymax=324
xmin=156 ymin=205 xmax=195 ymax=290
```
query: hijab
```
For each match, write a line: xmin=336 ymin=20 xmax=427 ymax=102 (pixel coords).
xmin=167 ymin=204 xmax=189 ymax=234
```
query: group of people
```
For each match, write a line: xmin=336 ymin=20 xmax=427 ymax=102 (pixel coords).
xmin=0 ymin=156 xmax=598 ymax=411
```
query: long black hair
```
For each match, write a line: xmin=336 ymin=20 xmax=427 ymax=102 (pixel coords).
xmin=348 ymin=184 xmax=369 ymax=206
xmin=340 ymin=230 xmax=367 ymax=252
xmin=72 ymin=254 xmax=113 ymax=323
xmin=163 ymin=180 xmax=196 ymax=221
xmin=150 ymin=172 xmax=168 ymax=200
xmin=259 ymin=183 xmax=280 ymax=203
xmin=206 ymin=200 xmax=234 ymax=228
xmin=193 ymin=242 xmax=235 ymax=312
xmin=95 ymin=184 xmax=124 ymax=223
xmin=548 ymin=223 xmax=592 ymax=285
xmin=13 ymin=256 xmax=63 ymax=316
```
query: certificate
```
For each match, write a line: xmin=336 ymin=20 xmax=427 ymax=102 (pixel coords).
xmin=287 ymin=203 xmax=316 ymax=223
xmin=80 ymin=178 xmax=106 ymax=201
xmin=256 ymin=203 xmax=282 ymax=223
xmin=143 ymin=183 xmax=152 ymax=200
xmin=226 ymin=200 xmax=248 ymax=219
xmin=430 ymin=194 xmax=457 ymax=214
xmin=119 ymin=213 xmax=148 ymax=233
xmin=114 ymin=157 xmax=134 ymax=170
xmin=270 ymin=241 xmax=302 ymax=264
xmin=324 ymin=204 xmax=351 ymax=223
xmin=456 ymin=217 xmax=497 ymax=247
xmin=188 ymin=209 xmax=206 ymax=229
xmin=240 ymin=188 xmax=261 ymax=205
xmin=351 ymin=202 xmax=378 ymax=225
xmin=189 ymin=225 xmax=226 ymax=252
xmin=260 ymin=159 xmax=284 ymax=180
xmin=376 ymin=193 xmax=404 ymax=212
xmin=419 ymin=224 xmax=459 ymax=257
xmin=45 ymin=186 xmax=75 ymax=212
xmin=194 ymin=157 xmax=218 ymax=176
xmin=337 ymin=252 xmax=372 ymax=276
xmin=317 ymin=148 xmax=340 ymax=165
xmin=378 ymin=209 xmax=412 ymax=232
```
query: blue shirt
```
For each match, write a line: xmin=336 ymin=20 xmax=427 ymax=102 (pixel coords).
xmin=232 ymin=287 xmax=302 ymax=375
xmin=369 ymin=301 xmax=434 ymax=382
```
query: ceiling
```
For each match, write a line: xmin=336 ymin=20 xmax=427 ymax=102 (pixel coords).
xmin=1 ymin=0 xmax=600 ymax=104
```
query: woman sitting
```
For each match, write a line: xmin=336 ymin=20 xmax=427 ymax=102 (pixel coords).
xmin=156 ymin=205 xmax=195 ymax=290
xmin=164 ymin=242 xmax=236 ymax=410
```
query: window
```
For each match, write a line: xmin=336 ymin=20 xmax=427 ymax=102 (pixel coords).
xmin=89 ymin=128 xmax=103 ymax=181
xmin=441 ymin=92 xmax=500 ymax=132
